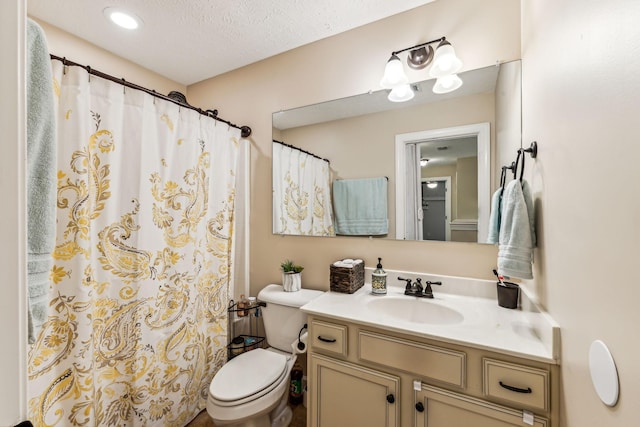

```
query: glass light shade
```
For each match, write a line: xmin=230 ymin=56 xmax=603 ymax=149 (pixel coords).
xmin=433 ymin=74 xmax=463 ymax=94
xmin=388 ymin=84 xmax=415 ymax=102
xmin=427 ymin=181 xmax=438 ymax=189
xmin=380 ymin=55 xmax=409 ymax=89
xmin=429 ymin=42 xmax=462 ymax=78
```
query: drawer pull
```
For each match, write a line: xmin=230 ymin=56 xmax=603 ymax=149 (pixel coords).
xmin=317 ymin=336 xmax=337 ymax=343
xmin=386 ymin=394 xmax=395 ymax=404
xmin=499 ymin=381 xmax=532 ymax=394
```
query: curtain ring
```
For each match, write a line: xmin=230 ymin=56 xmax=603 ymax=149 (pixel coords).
xmin=122 ymin=78 xmax=126 ymax=94
xmin=62 ymin=56 xmax=68 ymax=75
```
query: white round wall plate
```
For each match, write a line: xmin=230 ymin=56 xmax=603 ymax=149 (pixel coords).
xmin=588 ymin=340 xmax=619 ymax=406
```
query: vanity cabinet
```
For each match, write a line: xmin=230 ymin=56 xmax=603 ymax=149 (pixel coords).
xmin=309 ymin=353 xmax=399 ymax=427
xmin=307 ymin=315 xmax=558 ymax=427
xmin=415 ymin=385 xmax=548 ymax=427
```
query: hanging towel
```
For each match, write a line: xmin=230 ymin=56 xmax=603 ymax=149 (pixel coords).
xmin=333 ymin=177 xmax=388 ymax=235
xmin=486 ymin=187 xmax=503 ymax=244
xmin=497 ymin=179 xmax=535 ymax=279
xmin=27 ymin=19 xmax=57 ymax=344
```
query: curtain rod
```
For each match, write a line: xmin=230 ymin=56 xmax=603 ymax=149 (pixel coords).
xmin=273 ymin=139 xmax=330 ymax=164
xmin=50 ymin=54 xmax=252 ymax=138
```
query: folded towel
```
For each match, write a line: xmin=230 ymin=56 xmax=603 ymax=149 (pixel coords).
xmin=497 ymin=179 xmax=535 ymax=279
xmin=487 ymin=187 xmax=503 ymax=244
xmin=27 ymin=19 xmax=57 ymax=343
xmin=333 ymin=259 xmax=363 ymax=268
xmin=333 ymin=177 xmax=388 ymax=235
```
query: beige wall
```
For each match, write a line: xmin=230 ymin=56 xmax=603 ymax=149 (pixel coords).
xmin=522 ymin=0 xmax=640 ymax=425
xmin=456 ymin=156 xmax=478 ymax=219
xmin=188 ymin=0 xmax=520 ymax=294
xmin=495 ymin=60 xmax=523 ymax=188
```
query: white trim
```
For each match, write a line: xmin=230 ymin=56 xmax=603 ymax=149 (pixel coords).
xmin=240 ymin=140 xmax=251 ymax=298
xmin=450 ymin=219 xmax=478 ymax=231
xmin=0 ymin=0 xmax=27 ymax=424
xmin=395 ymin=122 xmax=490 ymax=243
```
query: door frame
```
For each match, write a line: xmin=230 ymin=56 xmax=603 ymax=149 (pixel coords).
xmin=395 ymin=122 xmax=490 ymax=243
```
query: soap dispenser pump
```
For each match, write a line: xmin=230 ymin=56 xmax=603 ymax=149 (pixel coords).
xmin=372 ymin=257 xmax=387 ymax=295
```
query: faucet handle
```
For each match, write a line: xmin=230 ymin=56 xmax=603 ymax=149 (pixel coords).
xmin=421 ymin=280 xmax=441 ymax=299
xmin=398 ymin=277 xmax=413 ymax=290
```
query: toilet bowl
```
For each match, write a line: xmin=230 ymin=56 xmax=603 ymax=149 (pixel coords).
xmin=207 ymin=285 xmax=323 ymax=427
xmin=207 ymin=348 xmax=294 ymax=427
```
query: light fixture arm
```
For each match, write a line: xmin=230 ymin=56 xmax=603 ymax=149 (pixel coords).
xmin=390 ymin=36 xmax=446 ymax=56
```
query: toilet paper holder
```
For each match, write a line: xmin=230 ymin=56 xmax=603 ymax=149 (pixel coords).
xmin=296 ymin=324 xmax=308 ymax=352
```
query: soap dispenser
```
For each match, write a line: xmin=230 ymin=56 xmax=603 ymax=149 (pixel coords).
xmin=371 ymin=257 xmax=387 ymax=295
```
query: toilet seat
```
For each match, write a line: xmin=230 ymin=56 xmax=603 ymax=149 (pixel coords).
xmin=209 ymin=348 xmax=288 ymax=407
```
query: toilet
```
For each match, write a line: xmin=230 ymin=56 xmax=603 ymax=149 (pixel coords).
xmin=207 ymin=284 xmax=323 ymax=427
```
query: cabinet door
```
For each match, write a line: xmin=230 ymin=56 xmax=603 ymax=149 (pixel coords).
xmin=309 ymin=353 xmax=399 ymax=427
xmin=415 ymin=385 xmax=548 ymax=427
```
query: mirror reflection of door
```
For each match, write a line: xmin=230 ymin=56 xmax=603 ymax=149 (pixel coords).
xmin=420 ymin=178 xmax=451 ymax=241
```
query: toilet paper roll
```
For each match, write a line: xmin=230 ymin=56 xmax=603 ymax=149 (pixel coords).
xmin=292 ymin=332 xmax=308 ymax=354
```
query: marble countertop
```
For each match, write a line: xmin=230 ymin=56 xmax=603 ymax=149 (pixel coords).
xmin=301 ymin=271 xmax=560 ymax=364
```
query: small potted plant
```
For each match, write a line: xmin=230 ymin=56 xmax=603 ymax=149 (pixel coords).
xmin=281 ymin=259 xmax=304 ymax=292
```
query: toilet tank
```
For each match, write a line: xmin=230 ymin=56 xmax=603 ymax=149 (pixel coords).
xmin=257 ymin=284 xmax=323 ymax=352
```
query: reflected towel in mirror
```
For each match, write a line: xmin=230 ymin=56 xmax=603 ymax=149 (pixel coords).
xmin=333 ymin=177 xmax=388 ymax=235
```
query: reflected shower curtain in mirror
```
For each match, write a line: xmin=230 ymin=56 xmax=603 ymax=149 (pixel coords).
xmin=28 ymin=61 xmax=241 ymax=426
xmin=272 ymin=142 xmax=335 ymax=236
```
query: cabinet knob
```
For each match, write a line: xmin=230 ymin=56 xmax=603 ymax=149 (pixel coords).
xmin=386 ymin=394 xmax=395 ymax=404
xmin=415 ymin=402 xmax=425 ymax=412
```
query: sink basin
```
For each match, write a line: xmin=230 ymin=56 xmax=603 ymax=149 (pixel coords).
xmin=366 ymin=297 xmax=464 ymax=325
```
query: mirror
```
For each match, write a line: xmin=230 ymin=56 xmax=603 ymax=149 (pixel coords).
xmin=272 ymin=60 xmax=521 ymax=243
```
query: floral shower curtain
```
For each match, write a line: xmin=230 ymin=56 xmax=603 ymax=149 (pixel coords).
xmin=272 ymin=142 xmax=334 ymax=236
xmin=28 ymin=61 xmax=241 ymax=426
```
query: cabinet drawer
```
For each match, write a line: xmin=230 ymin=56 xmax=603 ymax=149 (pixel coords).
xmin=359 ymin=330 xmax=466 ymax=388
xmin=483 ymin=358 xmax=549 ymax=411
xmin=310 ymin=319 xmax=348 ymax=357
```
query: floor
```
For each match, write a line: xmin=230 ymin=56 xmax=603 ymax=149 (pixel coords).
xmin=187 ymin=404 xmax=306 ymax=427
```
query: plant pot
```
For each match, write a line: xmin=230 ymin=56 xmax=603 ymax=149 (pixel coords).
xmin=283 ymin=272 xmax=302 ymax=292
xmin=496 ymin=281 xmax=519 ymax=309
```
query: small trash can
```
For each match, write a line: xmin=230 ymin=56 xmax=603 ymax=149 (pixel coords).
xmin=496 ymin=282 xmax=519 ymax=309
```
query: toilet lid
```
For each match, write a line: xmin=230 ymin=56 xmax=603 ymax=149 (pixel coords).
xmin=210 ymin=348 xmax=288 ymax=401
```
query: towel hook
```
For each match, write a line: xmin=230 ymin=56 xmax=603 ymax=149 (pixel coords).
xmin=521 ymin=141 xmax=538 ymax=158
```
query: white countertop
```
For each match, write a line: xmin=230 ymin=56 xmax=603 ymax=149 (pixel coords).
xmin=301 ymin=271 xmax=560 ymax=364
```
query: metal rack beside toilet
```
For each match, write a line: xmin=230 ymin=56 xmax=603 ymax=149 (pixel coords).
xmin=227 ymin=299 xmax=267 ymax=359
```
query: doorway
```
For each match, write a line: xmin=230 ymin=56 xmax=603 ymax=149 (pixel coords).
xmin=420 ymin=177 xmax=451 ymax=241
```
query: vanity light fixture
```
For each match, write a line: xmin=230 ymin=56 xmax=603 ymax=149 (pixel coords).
xmin=103 ymin=7 xmax=143 ymax=30
xmin=420 ymin=158 xmax=429 ymax=167
xmin=426 ymin=181 xmax=438 ymax=189
xmin=380 ymin=37 xmax=463 ymax=101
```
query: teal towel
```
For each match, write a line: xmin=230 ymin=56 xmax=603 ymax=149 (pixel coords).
xmin=27 ymin=19 xmax=56 ymax=344
xmin=333 ymin=177 xmax=388 ymax=235
xmin=497 ymin=180 xmax=535 ymax=279
xmin=486 ymin=187 xmax=502 ymax=244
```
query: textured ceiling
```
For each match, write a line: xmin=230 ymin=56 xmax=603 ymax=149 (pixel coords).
xmin=28 ymin=0 xmax=436 ymax=86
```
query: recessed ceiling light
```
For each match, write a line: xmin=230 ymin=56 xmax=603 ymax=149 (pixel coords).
xmin=103 ymin=7 xmax=143 ymax=30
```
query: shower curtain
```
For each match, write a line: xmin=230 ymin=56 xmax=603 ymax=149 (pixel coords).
xmin=27 ymin=61 xmax=241 ymax=426
xmin=272 ymin=142 xmax=334 ymax=236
